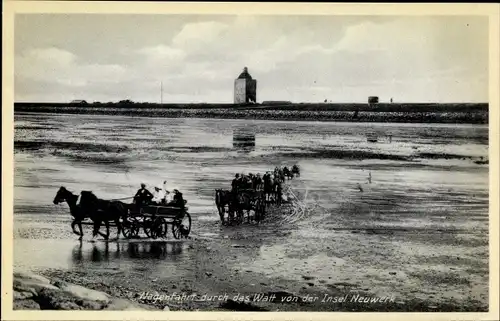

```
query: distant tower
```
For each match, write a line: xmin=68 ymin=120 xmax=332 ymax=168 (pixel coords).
xmin=234 ymin=67 xmax=257 ymax=104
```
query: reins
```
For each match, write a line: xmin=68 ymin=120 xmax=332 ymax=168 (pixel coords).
xmin=110 ymin=196 xmax=134 ymax=201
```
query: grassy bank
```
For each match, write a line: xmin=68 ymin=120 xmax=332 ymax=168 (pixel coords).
xmin=14 ymin=102 xmax=488 ymax=124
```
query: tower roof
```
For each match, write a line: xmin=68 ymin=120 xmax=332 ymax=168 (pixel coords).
xmin=237 ymin=67 xmax=253 ymax=80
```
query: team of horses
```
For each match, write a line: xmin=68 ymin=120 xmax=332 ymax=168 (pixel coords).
xmin=215 ymin=164 xmax=300 ymax=225
xmin=53 ymin=187 xmax=129 ymax=240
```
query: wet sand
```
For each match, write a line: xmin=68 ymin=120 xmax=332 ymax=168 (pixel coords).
xmin=13 ymin=113 xmax=489 ymax=311
xmin=25 ymin=209 xmax=487 ymax=311
xmin=15 ymin=179 xmax=488 ymax=311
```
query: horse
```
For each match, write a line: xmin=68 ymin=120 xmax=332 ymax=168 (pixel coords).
xmin=53 ymin=186 xmax=87 ymax=240
xmin=248 ymin=190 xmax=266 ymax=222
xmin=235 ymin=191 xmax=253 ymax=223
xmin=274 ymin=180 xmax=283 ymax=206
xmin=78 ymin=191 xmax=129 ymax=240
xmin=263 ymin=174 xmax=274 ymax=203
xmin=215 ymin=189 xmax=235 ymax=225
xmin=236 ymin=189 xmax=265 ymax=223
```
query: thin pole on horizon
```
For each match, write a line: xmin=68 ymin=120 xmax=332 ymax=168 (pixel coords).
xmin=160 ymin=81 xmax=163 ymax=105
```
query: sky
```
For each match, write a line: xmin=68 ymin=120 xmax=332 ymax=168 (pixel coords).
xmin=14 ymin=14 xmax=489 ymax=103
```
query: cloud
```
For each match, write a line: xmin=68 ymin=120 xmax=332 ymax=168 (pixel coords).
xmin=334 ymin=20 xmax=432 ymax=53
xmin=171 ymin=21 xmax=229 ymax=50
xmin=27 ymin=47 xmax=77 ymax=65
xmin=16 ymin=47 xmax=128 ymax=95
xmin=14 ymin=15 xmax=489 ymax=103
xmin=137 ymin=45 xmax=185 ymax=61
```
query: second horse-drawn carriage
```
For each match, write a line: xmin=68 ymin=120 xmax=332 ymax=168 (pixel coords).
xmin=215 ymin=189 xmax=266 ymax=224
xmin=215 ymin=188 xmax=266 ymax=225
xmin=214 ymin=165 xmax=300 ymax=226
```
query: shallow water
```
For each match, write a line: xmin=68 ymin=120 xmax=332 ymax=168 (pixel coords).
xmin=13 ymin=112 xmax=489 ymax=304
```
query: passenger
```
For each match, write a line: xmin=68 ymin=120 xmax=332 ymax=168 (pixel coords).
xmin=283 ymin=166 xmax=290 ymax=178
xmin=248 ymin=173 xmax=254 ymax=188
xmin=255 ymin=173 xmax=263 ymax=190
xmin=152 ymin=185 xmax=166 ymax=205
xmin=239 ymin=173 xmax=246 ymax=188
xmin=244 ymin=174 xmax=252 ymax=189
xmin=231 ymin=174 xmax=240 ymax=193
xmin=169 ymin=189 xmax=185 ymax=209
xmin=263 ymin=172 xmax=272 ymax=201
xmin=250 ymin=173 xmax=257 ymax=189
xmin=163 ymin=180 xmax=173 ymax=203
xmin=134 ymin=183 xmax=153 ymax=207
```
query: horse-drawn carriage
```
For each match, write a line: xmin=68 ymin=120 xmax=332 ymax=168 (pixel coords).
xmin=214 ymin=165 xmax=301 ymax=226
xmin=215 ymin=188 xmax=266 ymax=225
xmin=53 ymin=187 xmax=191 ymax=240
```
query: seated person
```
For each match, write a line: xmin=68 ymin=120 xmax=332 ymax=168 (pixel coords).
xmin=168 ymin=189 xmax=185 ymax=209
xmin=152 ymin=185 xmax=166 ymax=205
xmin=133 ymin=183 xmax=153 ymax=207
xmin=163 ymin=180 xmax=173 ymax=203
xmin=231 ymin=174 xmax=240 ymax=194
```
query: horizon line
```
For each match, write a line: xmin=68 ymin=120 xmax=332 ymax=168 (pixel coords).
xmin=13 ymin=101 xmax=489 ymax=105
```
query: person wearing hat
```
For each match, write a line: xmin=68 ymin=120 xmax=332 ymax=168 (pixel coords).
xmin=231 ymin=174 xmax=240 ymax=193
xmin=163 ymin=180 xmax=174 ymax=203
xmin=134 ymin=183 xmax=154 ymax=207
xmin=245 ymin=173 xmax=253 ymax=189
xmin=255 ymin=173 xmax=263 ymax=190
xmin=231 ymin=174 xmax=241 ymax=204
xmin=152 ymin=185 xmax=166 ymax=205
xmin=169 ymin=189 xmax=185 ymax=209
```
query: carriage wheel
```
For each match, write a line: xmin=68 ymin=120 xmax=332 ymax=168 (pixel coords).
xmin=172 ymin=212 xmax=192 ymax=239
xmin=154 ymin=217 xmax=168 ymax=239
xmin=143 ymin=217 xmax=162 ymax=239
xmin=142 ymin=217 xmax=153 ymax=238
xmin=148 ymin=217 xmax=167 ymax=239
xmin=122 ymin=217 xmax=140 ymax=239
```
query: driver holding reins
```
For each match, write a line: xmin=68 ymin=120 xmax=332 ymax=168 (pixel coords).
xmin=134 ymin=183 xmax=154 ymax=207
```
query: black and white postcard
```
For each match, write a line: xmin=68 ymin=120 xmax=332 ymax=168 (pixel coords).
xmin=2 ymin=2 xmax=499 ymax=321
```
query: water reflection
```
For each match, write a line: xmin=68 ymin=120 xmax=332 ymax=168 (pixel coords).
xmin=71 ymin=241 xmax=184 ymax=264
xmin=233 ymin=127 xmax=255 ymax=152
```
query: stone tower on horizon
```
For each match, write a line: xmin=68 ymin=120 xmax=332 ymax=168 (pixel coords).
xmin=234 ymin=67 xmax=257 ymax=104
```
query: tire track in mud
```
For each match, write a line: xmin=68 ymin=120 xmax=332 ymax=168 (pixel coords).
xmin=274 ymin=180 xmax=340 ymax=228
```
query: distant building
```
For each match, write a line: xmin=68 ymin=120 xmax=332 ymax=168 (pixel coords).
xmin=368 ymin=96 xmax=379 ymax=105
xmin=70 ymin=99 xmax=88 ymax=105
xmin=234 ymin=67 xmax=257 ymax=104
